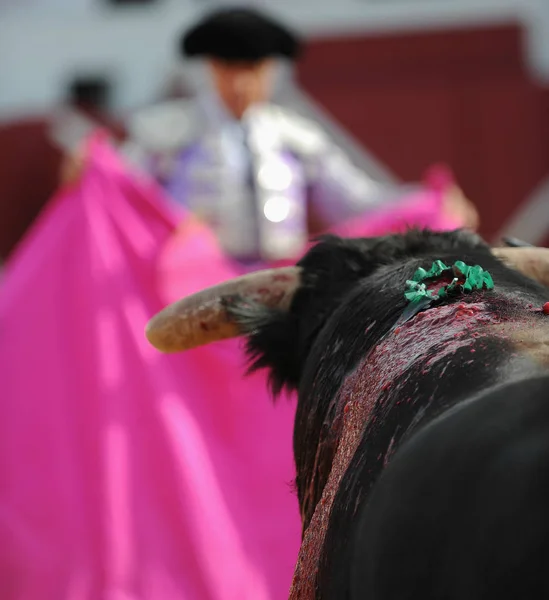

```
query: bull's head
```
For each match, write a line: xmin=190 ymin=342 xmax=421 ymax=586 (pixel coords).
xmin=145 ymin=229 xmax=549 ymax=528
xmin=146 ymin=231 xmax=549 ymax=356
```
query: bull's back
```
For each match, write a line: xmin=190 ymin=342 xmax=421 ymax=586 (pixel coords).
xmin=350 ymin=374 xmax=549 ymax=600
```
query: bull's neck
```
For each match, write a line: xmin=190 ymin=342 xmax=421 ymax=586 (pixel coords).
xmin=290 ymin=297 xmax=549 ymax=600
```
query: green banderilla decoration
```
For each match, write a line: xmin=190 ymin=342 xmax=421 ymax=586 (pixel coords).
xmin=405 ymin=260 xmax=494 ymax=304
xmin=404 ymin=280 xmax=435 ymax=303
xmin=411 ymin=260 xmax=450 ymax=283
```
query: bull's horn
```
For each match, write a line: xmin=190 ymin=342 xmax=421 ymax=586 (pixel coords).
xmin=145 ymin=266 xmax=302 ymax=353
xmin=492 ymin=247 xmax=549 ymax=287
xmin=502 ymin=236 xmax=534 ymax=248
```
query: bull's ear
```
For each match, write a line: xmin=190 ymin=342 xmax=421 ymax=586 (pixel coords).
xmin=224 ymin=297 xmax=301 ymax=396
xmin=492 ymin=247 xmax=549 ymax=287
xmin=145 ymin=267 xmax=302 ymax=353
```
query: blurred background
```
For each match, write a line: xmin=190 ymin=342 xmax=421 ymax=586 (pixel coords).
xmin=1 ymin=0 xmax=548 ymax=264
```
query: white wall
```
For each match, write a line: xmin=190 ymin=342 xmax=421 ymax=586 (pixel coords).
xmin=0 ymin=0 xmax=543 ymax=120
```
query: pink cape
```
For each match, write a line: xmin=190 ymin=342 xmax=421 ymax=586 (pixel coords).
xmin=329 ymin=186 xmax=459 ymax=239
xmin=0 ymin=134 xmax=461 ymax=600
xmin=0 ymin=136 xmax=300 ymax=600
xmin=325 ymin=161 xmax=461 ymax=240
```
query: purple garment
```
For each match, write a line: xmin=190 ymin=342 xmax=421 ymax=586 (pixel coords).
xmin=156 ymin=142 xmax=310 ymax=262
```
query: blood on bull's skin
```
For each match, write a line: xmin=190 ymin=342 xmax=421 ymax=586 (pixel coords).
xmin=146 ymin=229 xmax=549 ymax=600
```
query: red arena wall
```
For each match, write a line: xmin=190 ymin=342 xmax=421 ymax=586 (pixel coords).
xmin=297 ymin=23 xmax=549 ymax=241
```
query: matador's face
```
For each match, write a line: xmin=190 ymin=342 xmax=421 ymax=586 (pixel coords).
xmin=207 ymin=58 xmax=276 ymax=120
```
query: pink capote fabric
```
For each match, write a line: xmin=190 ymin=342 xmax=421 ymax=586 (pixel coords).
xmin=0 ymin=135 xmax=301 ymax=600
xmin=329 ymin=188 xmax=458 ymax=238
xmin=328 ymin=164 xmax=461 ymax=239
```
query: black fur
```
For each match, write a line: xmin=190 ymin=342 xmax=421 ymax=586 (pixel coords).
xmin=226 ymin=228 xmax=549 ymax=599
xmin=351 ymin=376 xmax=549 ymax=600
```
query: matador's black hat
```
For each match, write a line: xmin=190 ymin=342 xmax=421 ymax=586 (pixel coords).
xmin=180 ymin=7 xmax=302 ymax=62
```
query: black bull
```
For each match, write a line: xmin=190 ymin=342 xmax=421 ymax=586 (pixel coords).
xmin=146 ymin=229 xmax=549 ymax=599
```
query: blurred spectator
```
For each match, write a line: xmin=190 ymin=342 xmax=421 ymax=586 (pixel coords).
xmin=0 ymin=76 xmax=124 ymax=262
xmin=158 ymin=64 xmax=196 ymax=101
